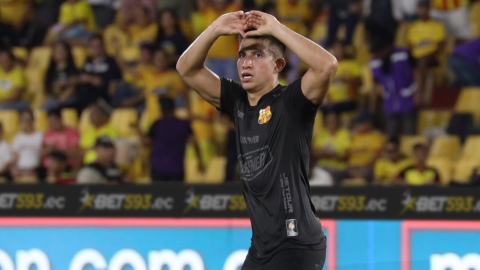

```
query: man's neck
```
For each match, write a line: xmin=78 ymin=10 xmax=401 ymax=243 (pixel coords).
xmin=246 ymin=80 xmax=279 ymax=106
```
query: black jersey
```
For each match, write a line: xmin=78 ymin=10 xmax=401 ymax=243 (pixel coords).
xmin=218 ymin=78 xmax=326 ymax=260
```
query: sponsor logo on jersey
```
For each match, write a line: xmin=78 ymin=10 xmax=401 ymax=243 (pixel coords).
xmin=258 ymin=106 xmax=272 ymax=124
xmin=286 ymin=219 xmax=298 ymax=237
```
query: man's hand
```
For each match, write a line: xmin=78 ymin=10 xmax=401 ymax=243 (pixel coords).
xmin=212 ymin=11 xmax=248 ymax=37
xmin=245 ymin=11 xmax=280 ymax=37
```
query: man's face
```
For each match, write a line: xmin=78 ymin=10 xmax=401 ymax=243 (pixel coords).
xmin=153 ymin=51 xmax=168 ymax=71
xmin=48 ymin=115 xmax=63 ymax=131
xmin=353 ymin=121 xmax=372 ymax=134
xmin=90 ymin=39 xmax=104 ymax=58
xmin=237 ymin=38 xmax=279 ymax=91
xmin=385 ymin=142 xmax=400 ymax=161
xmin=96 ymin=146 xmax=116 ymax=163
xmin=417 ymin=5 xmax=430 ymax=20
xmin=414 ymin=147 xmax=428 ymax=164
xmin=89 ymin=106 xmax=108 ymax=127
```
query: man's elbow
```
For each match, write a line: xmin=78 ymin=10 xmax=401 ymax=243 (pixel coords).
xmin=176 ymin=58 xmax=187 ymax=77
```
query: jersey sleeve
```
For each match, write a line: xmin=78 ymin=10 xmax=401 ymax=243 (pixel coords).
xmin=218 ymin=78 xmax=244 ymax=121
xmin=283 ymin=79 xmax=321 ymax=125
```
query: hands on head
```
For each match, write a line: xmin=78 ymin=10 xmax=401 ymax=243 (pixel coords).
xmin=213 ymin=10 xmax=279 ymax=38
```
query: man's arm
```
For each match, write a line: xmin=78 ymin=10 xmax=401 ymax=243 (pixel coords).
xmin=176 ymin=11 xmax=247 ymax=108
xmin=245 ymin=11 xmax=338 ymax=105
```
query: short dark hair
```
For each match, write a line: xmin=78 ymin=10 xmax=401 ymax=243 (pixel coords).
xmin=160 ymin=97 xmax=175 ymax=115
xmin=90 ymin=34 xmax=104 ymax=44
xmin=47 ymin=108 xmax=62 ymax=118
xmin=413 ymin=143 xmax=428 ymax=152
xmin=388 ymin=137 xmax=400 ymax=146
xmin=238 ymin=30 xmax=286 ymax=58
xmin=20 ymin=109 xmax=34 ymax=120
xmin=140 ymin=43 xmax=155 ymax=55
xmin=50 ymin=150 xmax=68 ymax=162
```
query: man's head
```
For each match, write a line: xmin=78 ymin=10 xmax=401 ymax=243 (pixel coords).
xmin=417 ymin=0 xmax=430 ymax=21
xmin=353 ymin=110 xmax=374 ymax=134
xmin=385 ymin=137 xmax=401 ymax=161
xmin=89 ymin=99 xmax=111 ymax=127
xmin=47 ymin=108 xmax=64 ymax=132
xmin=89 ymin=35 xmax=105 ymax=58
xmin=413 ymin=143 xmax=429 ymax=166
xmin=49 ymin=150 xmax=68 ymax=175
xmin=0 ymin=47 xmax=14 ymax=71
xmin=160 ymin=97 xmax=175 ymax=117
xmin=95 ymin=136 xmax=116 ymax=164
xmin=139 ymin=43 xmax=155 ymax=65
xmin=237 ymin=31 xmax=286 ymax=91
xmin=153 ymin=48 xmax=169 ymax=71
xmin=20 ymin=109 xmax=34 ymax=132
xmin=324 ymin=111 xmax=340 ymax=131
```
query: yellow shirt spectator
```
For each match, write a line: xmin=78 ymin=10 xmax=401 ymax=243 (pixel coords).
xmin=59 ymin=0 xmax=96 ymax=30
xmin=313 ymin=128 xmax=351 ymax=170
xmin=0 ymin=65 xmax=25 ymax=102
xmin=104 ymin=25 xmax=131 ymax=56
xmin=202 ymin=4 xmax=239 ymax=59
xmin=80 ymin=123 xmax=118 ymax=163
xmin=191 ymin=91 xmax=215 ymax=140
xmin=143 ymin=69 xmax=185 ymax=120
xmin=408 ymin=19 xmax=446 ymax=58
xmin=431 ymin=0 xmax=468 ymax=10
xmin=374 ymin=158 xmax=413 ymax=183
xmin=348 ymin=131 xmax=385 ymax=167
xmin=328 ymin=60 xmax=361 ymax=103
xmin=0 ymin=0 xmax=30 ymax=25
xmin=129 ymin=23 xmax=158 ymax=45
xmin=397 ymin=165 xmax=441 ymax=185
xmin=277 ymin=0 xmax=312 ymax=35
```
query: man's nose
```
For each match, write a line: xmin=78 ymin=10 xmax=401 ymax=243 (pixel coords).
xmin=242 ymin=56 xmax=253 ymax=68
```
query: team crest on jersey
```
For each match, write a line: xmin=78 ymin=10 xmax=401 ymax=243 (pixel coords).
xmin=258 ymin=106 xmax=272 ymax=124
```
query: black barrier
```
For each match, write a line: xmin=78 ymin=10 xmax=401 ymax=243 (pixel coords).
xmin=0 ymin=184 xmax=479 ymax=219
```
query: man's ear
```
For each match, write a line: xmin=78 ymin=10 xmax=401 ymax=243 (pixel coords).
xmin=274 ymin=58 xmax=286 ymax=74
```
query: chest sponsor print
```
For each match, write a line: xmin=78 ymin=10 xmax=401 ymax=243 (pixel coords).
xmin=238 ymin=145 xmax=273 ymax=181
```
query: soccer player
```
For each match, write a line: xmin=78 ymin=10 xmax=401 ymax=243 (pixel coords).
xmin=176 ymin=10 xmax=337 ymax=269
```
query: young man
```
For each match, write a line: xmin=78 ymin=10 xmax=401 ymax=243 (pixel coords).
xmin=177 ymin=10 xmax=337 ymax=270
xmin=396 ymin=143 xmax=440 ymax=186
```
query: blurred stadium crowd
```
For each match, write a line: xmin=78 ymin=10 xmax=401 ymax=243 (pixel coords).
xmin=0 ymin=0 xmax=479 ymax=185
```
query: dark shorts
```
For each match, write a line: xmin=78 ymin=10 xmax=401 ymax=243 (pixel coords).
xmin=241 ymin=248 xmax=326 ymax=270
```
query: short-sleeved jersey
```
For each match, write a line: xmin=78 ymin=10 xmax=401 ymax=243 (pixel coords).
xmin=218 ymin=78 xmax=326 ymax=259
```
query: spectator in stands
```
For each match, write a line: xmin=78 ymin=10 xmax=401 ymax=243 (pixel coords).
xmin=144 ymin=48 xmax=187 ymax=116
xmin=43 ymin=41 xmax=80 ymax=111
xmin=369 ymin=43 xmax=418 ymax=138
xmin=407 ymin=0 xmax=446 ymax=94
xmin=80 ymin=99 xmax=118 ymax=164
xmin=364 ymin=0 xmax=398 ymax=51
xmin=121 ymin=0 xmax=157 ymax=24
xmin=129 ymin=6 xmax=158 ymax=46
xmin=277 ymin=0 xmax=313 ymax=82
xmin=374 ymin=137 xmax=413 ymax=185
xmin=325 ymin=0 xmax=362 ymax=48
xmin=312 ymin=111 xmax=351 ymax=183
xmin=41 ymin=109 xmax=80 ymax=173
xmin=430 ymin=0 xmax=471 ymax=42
xmin=321 ymin=40 xmax=361 ymax=113
xmin=0 ymin=47 xmax=29 ymax=111
xmin=78 ymin=35 xmax=122 ymax=109
xmin=52 ymin=0 xmax=96 ymax=44
xmin=0 ymin=123 xmax=13 ymax=182
xmin=111 ymin=43 xmax=155 ymax=114
xmin=0 ymin=0 xmax=36 ymax=47
xmin=448 ymin=37 xmax=480 ymax=87
xmin=156 ymin=9 xmax=190 ymax=67
xmin=77 ymin=136 xmax=125 ymax=183
xmin=11 ymin=109 xmax=44 ymax=181
xmin=196 ymin=0 xmax=242 ymax=80
xmin=345 ymin=110 xmax=385 ymax=181
xmin=396 ymin=143 xmax=440 ymax=185
xmin=46 ymin=150 xmax=75 ymax=184
xmin=103 ymin=12 xmax=131 ymax=56
xmin=134 ymin=98 xmax=203 ymax=181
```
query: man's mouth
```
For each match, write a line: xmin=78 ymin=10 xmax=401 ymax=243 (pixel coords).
xmin=241 ymin=72 xmax=253 ymax=81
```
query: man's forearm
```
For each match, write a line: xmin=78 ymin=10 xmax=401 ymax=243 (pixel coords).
xmin=270 ymin=23 xmax=336 ymax=73
xmin=177 ymin=25 xmax=221 ymax=76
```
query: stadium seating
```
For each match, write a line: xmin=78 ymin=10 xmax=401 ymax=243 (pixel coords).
xmin=454 ymin=88 xmax=480 ymax=121
xmin=13 ymin=47 xmax=29 ymax=61
xmin=0 ymin=111 xmax=20 ymax=143
xmin=459 ymin=136 xmax=480 ymax=160
xmin=205 ymin=157 xmax=226 ymax=183
xmin=429 ymin=135 xmax=460 ymax=160
xmin=110 ymin=108 xmax=138 ymax=139
xmin=453 ymin=159 xmax=479 ymax=183
xmin=34 ymin=110 xmax=48 ymax=132
xmin=427 ymin=157 xmax=453 ymax=185
xmin=61 ymin=108 xmax=78 ymax=128
xmin=27 ymin=46 xmax=52 ymax=71
xmin=400 ymin=135 xmax=428 ymax=157
xmin=24 ymin=68 xmax=46 ymax=109
xmin=79 ymin=109 xmax=92 ymax=133
xmin=417 ymin=110 xmax=451 ymax=135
